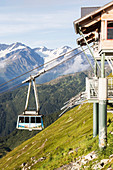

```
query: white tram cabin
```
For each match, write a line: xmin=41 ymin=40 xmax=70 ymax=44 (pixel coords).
xmin=73 ymin=1 xmax=113 ymax=58
xmin=16 ymin=73 xmax=45 ymax=131
xmin=16 ymin=111 xmax=44 ymax=131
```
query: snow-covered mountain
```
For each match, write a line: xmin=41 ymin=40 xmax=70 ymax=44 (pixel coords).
xmin=34 ymin=46 xmax=71 ymax=63
xmin=0 ymin=42 xmax=92 ymax=86
xmin=34 ymin=45 xmax=91 ymax=74
xmin=0 ymin=42 xmax=44 ymax=82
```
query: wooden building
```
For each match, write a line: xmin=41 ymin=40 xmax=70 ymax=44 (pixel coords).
xmin=73 ymin=1 xmax=113 ymax=59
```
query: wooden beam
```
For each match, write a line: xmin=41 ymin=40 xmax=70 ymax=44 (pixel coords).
xmin=77 ymin=33 xmax=95 ymax=46
xmin=77 ymin=37 xmax=95 ymax=46
xmin=82 ymin=22 xmax=100 ymax=34
xmin=80 ymin=15 xmax=101 ymax=28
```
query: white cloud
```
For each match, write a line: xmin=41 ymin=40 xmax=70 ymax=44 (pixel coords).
xmin=63 ymin=55 xmax=89 ymax=74
xmin=0 ymin=9 xmax=75 ymax=37
xmin=19 ymin=0 xmax=110 ymax=8
xmin=0 ymin=0 xmax=109 ymax=48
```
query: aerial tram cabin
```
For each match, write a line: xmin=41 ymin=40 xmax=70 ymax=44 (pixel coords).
xmin=16 ymin=112 xmax=44 ymax=131
xmin=16 ymin=71 xmax=45 ymax=131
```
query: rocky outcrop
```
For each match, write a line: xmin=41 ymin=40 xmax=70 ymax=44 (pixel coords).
xmin=57 ymin=151 xmax=113 ymax=170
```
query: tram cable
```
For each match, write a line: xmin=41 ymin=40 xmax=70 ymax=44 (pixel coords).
xmin=0 ymin=46 xmax=89 ymax=95
xmin=0 ymin=46 xmax=81 ymax=90
xmin=0 ymin=83 xmax=23 ymax=96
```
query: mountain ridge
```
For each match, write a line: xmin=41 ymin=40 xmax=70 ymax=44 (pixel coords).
xmin=0 ymin=42 xmax=92 ymax=84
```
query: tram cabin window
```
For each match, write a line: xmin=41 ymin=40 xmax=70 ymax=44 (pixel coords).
xmin=107 ymin=21 xmax=113 ymax=39
xmin=25 ymin=117 xmax=29 ymax=123
xmin=19 ymin=117 xmax=24 ymax=123
xmin=31 ymin=117 xmax=35 ymax=123
xmin=36 ymin=117 xmax=41 ymax=123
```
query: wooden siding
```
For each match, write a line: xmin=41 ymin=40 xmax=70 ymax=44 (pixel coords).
xmin=100 ymin=6 xmax=113 ymax=50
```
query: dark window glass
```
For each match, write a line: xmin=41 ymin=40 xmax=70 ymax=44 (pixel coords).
xmin=108 ymin=21 xmax=113 ymax=27
xmin=107 ymin=21 xmax=113 ymax=39
xmin=19 ymin=117 xmax=24 ymax=123
xmin=36 ymin=117 xmax=41 ymax=123
xmin=31 ymin=117 xmax=35 ymax=123
xmin=25 ymin=117 xmax=29 ymax=123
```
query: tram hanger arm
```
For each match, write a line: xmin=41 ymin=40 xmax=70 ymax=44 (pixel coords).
xmin=22 ymin=69 xmax=46 ymax=84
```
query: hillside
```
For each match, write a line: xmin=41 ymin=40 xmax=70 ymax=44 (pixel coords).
xmin=0 ymin=102 xmax=113 ymax=169
xmin=0 ymin=71 xmax=90 ymax=159
xmin=0 ymin=71 xmax=88 ymax=137
xmin=0 ymin=139 xmax=11 ymax=159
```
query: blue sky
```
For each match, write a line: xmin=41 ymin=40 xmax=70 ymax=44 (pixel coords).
xmin=0 ymin=0 xmax=110 ymax=49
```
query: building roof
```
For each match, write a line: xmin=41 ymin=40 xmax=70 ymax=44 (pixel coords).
xmin=73 ymin=1 xmax=113 ymax=34
xmin=81 ymin=7 xmax=100 ymax=18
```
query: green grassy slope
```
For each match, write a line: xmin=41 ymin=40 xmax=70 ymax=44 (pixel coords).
xmin=0 ymin=102 xmax=113 ymax=169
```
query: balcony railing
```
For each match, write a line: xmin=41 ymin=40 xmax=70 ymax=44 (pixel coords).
xmin=86 ymin=77 xmax=113 ymax=100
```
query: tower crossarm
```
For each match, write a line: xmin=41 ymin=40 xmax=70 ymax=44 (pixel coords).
xmin=22 ymin=69 xmax=46 ymax=84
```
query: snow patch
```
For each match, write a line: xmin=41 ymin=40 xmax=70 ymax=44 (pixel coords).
xmin=35 ymin=46 xmax=72 ymax=63
xmin=0 ymin=43 xmax=25 ymax=60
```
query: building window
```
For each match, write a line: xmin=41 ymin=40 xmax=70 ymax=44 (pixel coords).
xmin=107 ymin=21 xmax=113 ymax=39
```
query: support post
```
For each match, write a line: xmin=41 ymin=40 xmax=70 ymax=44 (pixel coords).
xmin=93 ymin=102 xmax=98 ymax=137
xmin=25 ymin=81 xmax=32 ymax=112
xmin=101 ymin=52 xmax=105 ymax=78
xmin=99 ymin=100 xmax=107 ymax=148
xmin=81 ymin=46 xmax=95 ymax=73
xmin=78 ymin=27 xmax=101 ymax=71
xmin=99 ymin=52 xmax=107 ymax=149
xmin=33 ymin=79 xmax=40 ymax=113
xmin=93 ymin=61 xmax=99 ymax=137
